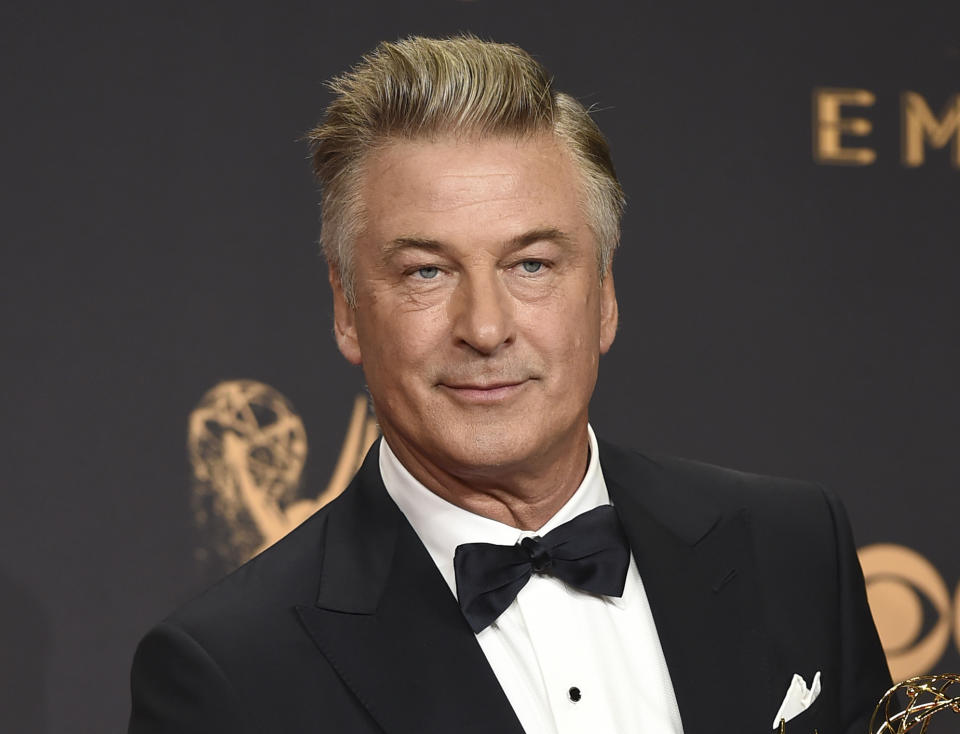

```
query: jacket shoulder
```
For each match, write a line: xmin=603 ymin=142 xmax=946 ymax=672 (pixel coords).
xmin=598 ymin=437 xmax=837 ymax=529
xmin=161 ymin=495 xmax=339 ymax=645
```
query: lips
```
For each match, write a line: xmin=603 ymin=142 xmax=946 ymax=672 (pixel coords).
xmin=442 ymin=380 xmax=524 ymax=391
xmin=438 ymin=379 xmax=531 ymax=403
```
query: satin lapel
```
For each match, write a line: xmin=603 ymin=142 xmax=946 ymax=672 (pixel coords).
xmin=296 ymin=443 xmax=524 ymax=734
xmin=601 ymin=443 xmax=773 ymax=734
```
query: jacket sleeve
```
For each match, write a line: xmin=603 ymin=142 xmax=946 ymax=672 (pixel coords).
xmin=128 ymin=621 xmax=258 ymax=734
xmin=821 ymin=487 xmax=893 ymax=734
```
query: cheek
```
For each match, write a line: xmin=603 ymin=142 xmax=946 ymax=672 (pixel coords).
xmin=543 ymin=302 xmax=602 ymax=377
xmin=525 ymin=310 xmax=598 ymax=365
xmin=358 ymin=306 xmax=444 ymax=375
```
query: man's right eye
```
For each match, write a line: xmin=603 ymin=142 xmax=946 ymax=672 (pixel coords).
xmin=415 ymin=266 xmax=439 ymax=279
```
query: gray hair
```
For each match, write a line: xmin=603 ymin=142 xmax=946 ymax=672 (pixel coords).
xmin=306 ymin=35 xmax=625 ymax=306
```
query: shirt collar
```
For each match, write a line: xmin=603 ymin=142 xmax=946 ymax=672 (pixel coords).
xmin=379 ymin=424 xmax=625 ymax=607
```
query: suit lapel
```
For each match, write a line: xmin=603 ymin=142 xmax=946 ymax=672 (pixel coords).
xmin=296 ymin=442 xmax=524 ymax=734
xmin=296 ymin=438 xmax=774 ymax=734
xmin=600 ymin=441 xmax=774 ymax=734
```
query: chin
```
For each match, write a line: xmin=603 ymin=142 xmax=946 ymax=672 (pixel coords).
xmin=427 ymin=422 xmax=546 ymax=473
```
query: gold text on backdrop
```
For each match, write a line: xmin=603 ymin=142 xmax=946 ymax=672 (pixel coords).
xmin=901 ymin=92 xmax=960 ymax=167
xmin=812 ymin=87 xmax=877 ymax=165
xmin=812 ymin=88 xmax=960 ymax=168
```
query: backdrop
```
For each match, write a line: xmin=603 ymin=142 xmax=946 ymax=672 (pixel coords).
xmin=2 ymin=2 xmax=958 ymax=732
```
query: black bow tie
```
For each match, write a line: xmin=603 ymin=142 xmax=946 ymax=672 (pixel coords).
xmin=453 ymin=505 xmax=631 ymax=634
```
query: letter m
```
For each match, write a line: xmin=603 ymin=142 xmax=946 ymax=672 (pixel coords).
xmin=901 ymin=92 xmax=960 ymax=168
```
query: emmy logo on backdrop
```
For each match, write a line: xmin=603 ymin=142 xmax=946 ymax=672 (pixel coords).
xmin=188 ymin=380 xmax=378 ymax=572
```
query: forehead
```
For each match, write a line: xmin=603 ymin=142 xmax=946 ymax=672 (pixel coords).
xmin=357 ymin=134 xmax=589 ymax=244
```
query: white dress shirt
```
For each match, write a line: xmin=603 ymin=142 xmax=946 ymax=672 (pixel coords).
xmin=380 ymin=426 xmax=684 ymax=734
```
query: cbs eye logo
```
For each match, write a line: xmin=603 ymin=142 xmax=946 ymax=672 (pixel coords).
xmin=859 ymin=544 xmax=960 ymax=681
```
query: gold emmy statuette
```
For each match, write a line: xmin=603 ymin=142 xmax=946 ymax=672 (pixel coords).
xmin=776 ymin=673 xmax=960 ymax=734
xmin=869 ymin=674 xmax=960 ymax=734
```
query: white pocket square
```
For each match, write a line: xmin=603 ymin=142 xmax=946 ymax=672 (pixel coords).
xmin=772 ymin=671 xmax=821 ymax=729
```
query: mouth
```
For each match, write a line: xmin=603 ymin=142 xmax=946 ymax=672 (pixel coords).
xmin=437 ymin=379 xmax=531 ymax=404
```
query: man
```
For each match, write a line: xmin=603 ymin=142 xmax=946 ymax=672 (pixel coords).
xmin=129 ymin=36 xmax=891 ymax=733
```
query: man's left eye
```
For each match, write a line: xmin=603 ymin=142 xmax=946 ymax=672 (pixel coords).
xmin=519 ymin=261 xmax=543 ymax=274
xmin=415 ymin=266 xmax=440 ymax=279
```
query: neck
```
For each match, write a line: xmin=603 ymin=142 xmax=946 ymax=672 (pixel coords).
xmin=383 ymin=427 xmax=591 ymax=531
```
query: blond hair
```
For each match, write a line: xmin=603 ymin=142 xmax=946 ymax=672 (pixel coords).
xmin=306 ymin=35 xmax=625 ymax=305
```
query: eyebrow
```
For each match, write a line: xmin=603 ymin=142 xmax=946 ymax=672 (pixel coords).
xmin=380 ymin=227 xmax=576 ymax=261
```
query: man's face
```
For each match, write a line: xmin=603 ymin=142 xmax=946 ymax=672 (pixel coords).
xmin=331 ymin=134 xmax=618 ymax=483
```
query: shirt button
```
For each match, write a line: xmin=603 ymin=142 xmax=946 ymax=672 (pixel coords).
xmin=568 ymin=686 xmax=581 ymax=702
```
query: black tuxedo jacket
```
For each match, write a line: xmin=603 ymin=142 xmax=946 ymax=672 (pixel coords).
xmin=129 ymin=440 xmax=891 ymax=734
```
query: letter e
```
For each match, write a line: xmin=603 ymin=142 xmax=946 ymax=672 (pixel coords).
xmin=812 ymin=87 xmax=877 ymax=165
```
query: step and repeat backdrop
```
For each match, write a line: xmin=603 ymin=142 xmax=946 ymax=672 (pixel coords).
xmin=2 ymin=2 xmax=958 ymax=732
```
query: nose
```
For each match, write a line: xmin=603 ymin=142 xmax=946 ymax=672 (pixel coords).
xmin=449 ymin=270 xmax=515 ymax=355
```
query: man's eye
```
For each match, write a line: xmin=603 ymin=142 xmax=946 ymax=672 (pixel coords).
xmin=415 ymin=266 xmax=439 ymax=279
xmin=520 ymin=261 xmax=543 ymax=274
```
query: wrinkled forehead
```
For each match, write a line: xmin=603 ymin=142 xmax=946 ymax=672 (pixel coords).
xmin=356 ymin=133 xmax=587 ymax=228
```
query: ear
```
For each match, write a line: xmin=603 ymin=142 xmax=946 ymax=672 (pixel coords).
xmin=329 ymin=265 xmax=362 ymax=365
xmin=599 ymin=267 xmax=618 ymax=355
